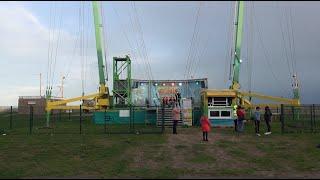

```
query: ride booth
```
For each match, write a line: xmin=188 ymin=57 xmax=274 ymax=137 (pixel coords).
xmin=200 ymin=89 xmax=237 ymax=127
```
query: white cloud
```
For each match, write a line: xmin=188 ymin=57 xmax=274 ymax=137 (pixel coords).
xmin=0 ymin=3 xmax=90 ymax=105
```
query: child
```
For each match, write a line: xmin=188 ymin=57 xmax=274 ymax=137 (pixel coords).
xmin=200 ymin=115 xmax=212 ymax=141
xmin=254 ymin=106 xmax=261 ymax=136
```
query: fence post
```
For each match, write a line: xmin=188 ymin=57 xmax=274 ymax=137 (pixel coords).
xmin=59 ymin=110 xmax=61 ymax=121
xmin=161 ymin=105 xmax=165 ymax=133
xmin=132 ymin=106 xmax=135 ymax=133
xmin=10 ymin=106 xmax=12 ymax=129
xmin=292 ymin=106 xmax=295 ymax=121
xmin=280 ymin=104 xmax=284 ymax=134
xmin=310 ymin=105 xmax=313 ymax=133
xmin=80 ymin=105 xmax=82 ymax=135
xmin=68 ymin=110 xmax=71 ymax=121
xmin=104 ymin=108 xmax=107 ymax=134
xmin=29 ymin=105 xmax=33 ymax=134
xmin=313 ymin=104 xmax=316 ymax=132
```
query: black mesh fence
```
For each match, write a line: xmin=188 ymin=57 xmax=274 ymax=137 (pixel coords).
xmin=0 ymin=104 xmax=209 ymax=135
xmin=0 ymin=105 xmax=166 ymax=135
xmin=281 ymin=104 xmax=320 ymax=133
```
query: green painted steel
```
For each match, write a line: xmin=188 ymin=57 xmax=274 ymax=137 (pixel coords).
xmin=192 ymin=108 xmax=202 ymax=126
xmin=293 ymin=88 xmax=300 ymax=100
xmin=231 ymin=1 xmax=244 ymax=88
xmin=45 ymin=86 xmax=52 ymax=127
xmin=112 ymin=56 xmax=132 ymax=107
xmin=92 ymin=1 xmax=106 ymax=85
xmin=93 ymin=109 xmax=157 ymax=125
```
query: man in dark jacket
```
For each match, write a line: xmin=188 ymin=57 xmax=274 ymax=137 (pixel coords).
xmin=264 ymin=106 xmax=272 ymax=135
xmin=175 ymin=90 xmax=181 ymax=107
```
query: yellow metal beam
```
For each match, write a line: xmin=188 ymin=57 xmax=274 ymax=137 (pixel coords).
xmin=201 ymin=89 xmax=237 ymax=97
xmin=47 ymin=92 xmax=100 ymax=106
xmin=238 ymin=91 xmax=299 ymax=105
xmin=48 ymin=106 xmax=96 ymax=110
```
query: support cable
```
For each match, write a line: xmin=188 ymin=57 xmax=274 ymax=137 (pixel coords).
xmin=253 ymin=2 xmax=290 ymax=96
xmin=129 ymin=3 xmax=151 ymax=80
xmin=183 ymin=2 xmax=202 ymax=80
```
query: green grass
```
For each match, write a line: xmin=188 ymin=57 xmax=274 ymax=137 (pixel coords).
xmin=1 ymin=115 xmax=320 ymax=178
xmin=188 ymin=154 xmax=216 ymax=163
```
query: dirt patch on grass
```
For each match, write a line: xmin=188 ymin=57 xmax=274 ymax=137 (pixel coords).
xmin=127 ymin=144 xmax=169 ymax=170
xmin=165 ymin=129 xmax=239 ymax=171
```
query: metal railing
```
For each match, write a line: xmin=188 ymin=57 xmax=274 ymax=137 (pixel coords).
xmin=280 ymin=104 xmax=320 ymax=133
xmin=0 ymin=105 xmax=166 ymax=135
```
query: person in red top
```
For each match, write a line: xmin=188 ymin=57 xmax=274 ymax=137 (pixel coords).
xmin=236 ymin=106 xmax=245 ymax=132
xmin=200 ymin=115 xmax=212 ymax=141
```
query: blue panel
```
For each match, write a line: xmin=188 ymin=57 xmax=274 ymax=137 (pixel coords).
xmin=209 ymin=119 xmax=234 ymax=127
xmin=93 ymin=110 xmax=157 ymax=125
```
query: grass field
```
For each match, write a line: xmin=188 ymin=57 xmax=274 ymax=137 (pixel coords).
xmin=1 ymin=115 xmax=320 ymax=179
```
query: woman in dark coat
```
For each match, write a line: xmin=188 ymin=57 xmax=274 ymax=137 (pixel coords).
xmin=264 ymin=106 xmax=272 ymax=135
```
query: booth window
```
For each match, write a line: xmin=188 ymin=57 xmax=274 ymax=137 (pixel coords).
xmin=210 ymin=111 xmax=220 ymax=117
xmin=213 ymin=97 xmax=228 ymax=106
xmin=221 ymin=111 xmax=231 ymax=117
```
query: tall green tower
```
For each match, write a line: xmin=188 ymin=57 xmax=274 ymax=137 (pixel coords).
xmin=112 ymin=55 xmax=132 ymax=107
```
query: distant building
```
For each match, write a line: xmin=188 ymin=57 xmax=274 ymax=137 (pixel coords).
xmin=18 ymin=96 xmax=63 ymax=115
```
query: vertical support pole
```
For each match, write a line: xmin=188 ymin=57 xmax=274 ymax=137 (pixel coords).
xmin=29 ymin=106 xmax=33 ymax=134
xmin=104 ymin=108 xmax=107 ymax=134
xmin=10 ymin=106 xmax=12 ymax=129
xmin=313 ymin=104 xmax=316 ymax=132
xmin=280 ymin=104 xmax=284 ymax=134
xmin=80 ymin=105 xmax=82 ymax=135
xmin=68 ymin=110 xmax=71 ymax=121
xmin=132 ymin=105 xmax=135 ymax=133
xmin=310 ymin=105 xmax=314 ymax=133
xmin=161 ymin=105 xmax=165 ymax=133
xmin=46 ymin=110 xmax=50 ymax=128
xmin=277 ymin=106 xmax=279 ymax=122
xmin=40 ymin=73 xmax=42 ymax=96
xmin=50 ymin=110 xmax=54 ymax=129
xmin=292 ymin=106 xmax=295 ymax=121
xmin=59 ymin=110 xmax=61 ymax=121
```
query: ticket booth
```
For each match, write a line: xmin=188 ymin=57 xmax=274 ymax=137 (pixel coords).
xmin=200 ymin=89 xmax=237 ymax=127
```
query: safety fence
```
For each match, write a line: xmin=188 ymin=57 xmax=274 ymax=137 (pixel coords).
xmin=0 ymin=105 xmax=167 ymax=135
xmin=280 ymin=104 xmax=320 ymax=133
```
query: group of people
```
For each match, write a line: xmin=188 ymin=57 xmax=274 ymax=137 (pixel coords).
xmin=234 ymin=105 xmax=273 ymax=136
xmin=171 ymin=104 xmax=274 ymax=141
xmin=162 ymin=96 xmax=178 ymax=107
xmin=162 ymin=90 xmax=181 ymax=108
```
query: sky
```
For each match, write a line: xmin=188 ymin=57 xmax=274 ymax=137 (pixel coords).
xmin=0 ymin=1 xmax=319 ymax=106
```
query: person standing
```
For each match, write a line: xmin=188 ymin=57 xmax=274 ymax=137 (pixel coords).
xmin=200 ymin=115 xmax=212 ymax=141
xmin=162 ymin=97 xmax=165 ymax=107
xmin=233 ymin=105 xmax=238 ymax=132
xmin=172 ymin=104 xmax=180 ymax=134
xmin=236 ymin=106 xmax=245 ymax=132
xmin=264 ymin=106 xmax=272 ymax=135
xmin=165 ymin=96 xmax=169 ymax=107
xmin=254 ymin=106 xmax=261 ymax=136
xmin=175 ymin=89 xmax=181 ymax=107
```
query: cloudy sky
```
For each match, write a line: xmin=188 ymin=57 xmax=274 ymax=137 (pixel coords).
xmin=0 ymin=1 xmax=319 ymax=106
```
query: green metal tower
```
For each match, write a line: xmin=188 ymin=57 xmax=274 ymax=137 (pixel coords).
xmin=230 ymin=1 xmax=244 ymax=91
xmin=112 ymin=55 xmax=132 ymax=107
